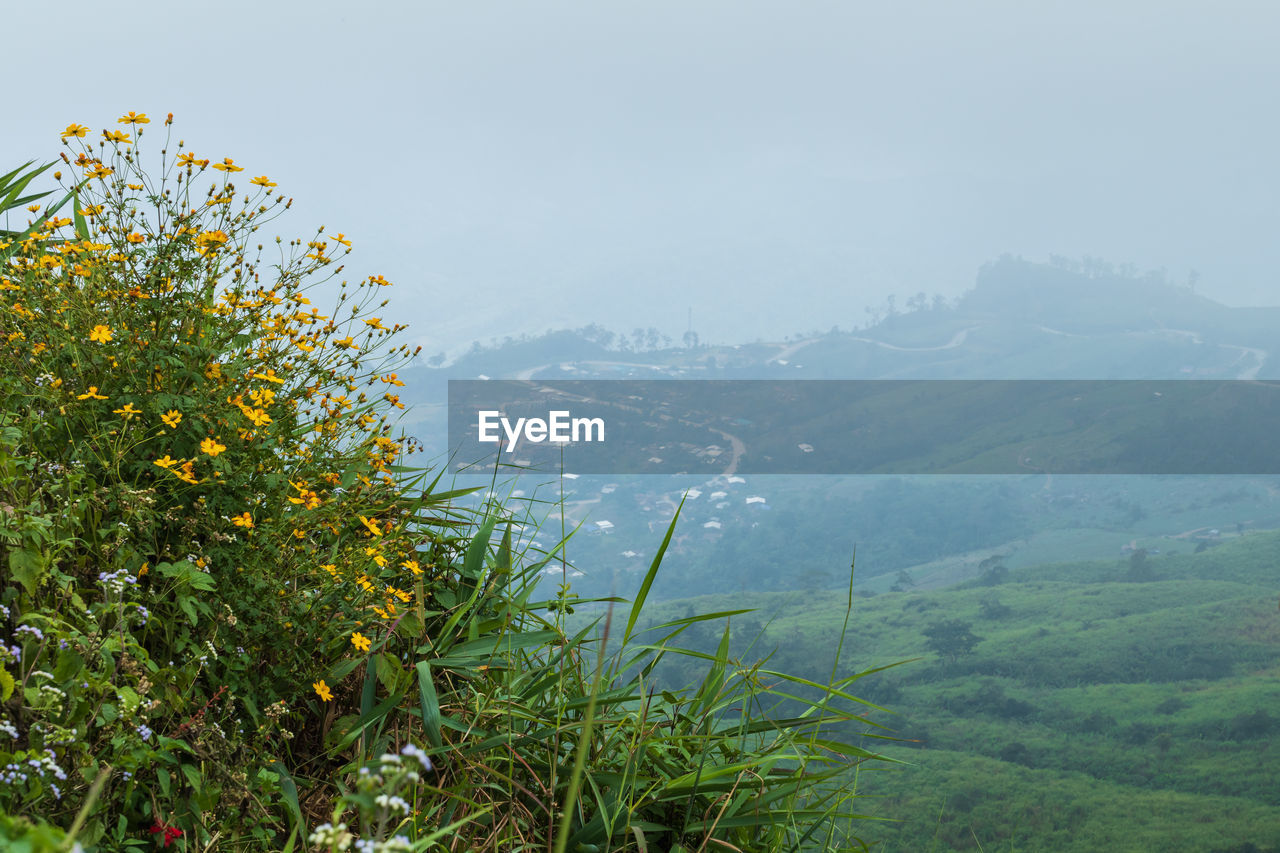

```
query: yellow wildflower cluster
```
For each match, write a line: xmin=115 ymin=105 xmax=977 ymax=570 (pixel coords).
xmin=1 ymin=114 xmax=434 ymax=710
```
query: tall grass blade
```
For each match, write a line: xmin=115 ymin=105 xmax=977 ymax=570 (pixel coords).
xmin=415 ymin=661 xmax=443 ymax=749
xmin=623 ymin=497 xmax=684 ymax=647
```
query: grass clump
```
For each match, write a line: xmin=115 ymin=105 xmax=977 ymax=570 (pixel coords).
xmin=0 ymin=116 xmax=892 ymax=851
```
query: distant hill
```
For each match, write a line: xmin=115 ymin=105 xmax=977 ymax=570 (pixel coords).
xmin=404 ymin=257 xmax=1280 ymax=387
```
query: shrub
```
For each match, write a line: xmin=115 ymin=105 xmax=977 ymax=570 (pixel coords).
xmin=0 ymin=116 xmax=890 ymax=851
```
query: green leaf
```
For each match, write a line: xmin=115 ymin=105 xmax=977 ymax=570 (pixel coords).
xmin=327 ymin=656 xmax=363 ymax=684
xmin=157 ymin=560 xmax=216 ymax=591
xmin=697 ymin=621 xmax=732 ymax=718
xmin=71 ymin=187 xmax=89 ymax=240
xmin=180 ymin=763 xmax=202 ymax=797
xmin=118 ymin=686 xmax=141 ymax=717
xmin=0 ymin=667 xmax=13 ymax=702
xmin=415 ymin=661 xmax=443 ymax=749
xmin=461 ymin=513 xmax=498 ymax=579
xmin=394 ymin=609 xmax=424 ymax=639
xmin=0 ymin=165 xmax=91 ymax=262
xmin=178 ymin=595 xmax=198 ymax=626
xmin=623 ymin=497 xmax=684 ymax=647
xmin=269 ymin=761 xmax=305 ymax=837
xmin=360 ymin=655 xmax=377 ymax=719
xmin=9 ymin=547 xmax=46 ymax=596
xmin=375 ymin=652 xmax=403 ymax=694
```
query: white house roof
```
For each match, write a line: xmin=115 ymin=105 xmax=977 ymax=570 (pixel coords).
xmin=745 ymin=496 xmax=766 ymax=504
xmin=595 ymin=520 xmax=614 ymax=530
xmin=703 ymin=521 xmax=722 ymax=529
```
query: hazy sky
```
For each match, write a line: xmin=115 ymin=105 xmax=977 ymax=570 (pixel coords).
xmin=8 ymin=1 xmax=1280 ymax=354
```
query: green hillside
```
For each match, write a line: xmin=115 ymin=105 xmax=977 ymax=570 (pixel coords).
xmin=635 ymin=529 xmax=1280 ymax=851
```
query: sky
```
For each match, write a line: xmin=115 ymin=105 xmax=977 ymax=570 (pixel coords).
xmin=7 ymin=1 xmax=1280 ymax=356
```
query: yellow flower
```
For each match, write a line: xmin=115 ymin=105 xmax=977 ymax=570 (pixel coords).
xmin=212 ymin=158 xmax=244 ymax=173
xmin=329 ymin=233 xmax=352 ymax=247
xmin=89 ymin=324 xmax=113 ymax=343
xmin=161 ymin=410 xmax=182 ymax=429
xmin=175 ymin=461 xmax=199 ymax=484
xmin=313 ymin=680 xmax=333 ymax=702
xmin=287 ymin=486 xmax=321 ymax=510
xmin=194 ymin=230 xmax=229 ymax=254
xmin=240 ymin=406 xmax=272 ymax=427
xmin=251 ymin=369 xmax=285 ymax=384
xmin=249 ymin=175 xmax=277 ymax=187
xmin=333 ymin=336 xmax=355 ymax=349
xmin=364 ymin=317 xmax=387 ymax=331
xmin=113 ymin=403 xmax=140 ymax=417
xmin=200 ymin=437 xmax=227 ymax=457
xmin=118 ymin=112 xmax=150 ymax=125
xmin=61 ymin=123 xmax=89 ymax=139
xmin=126 ymin=232 xmax=146 ymax=244
xmin=364 ymin=546 xmax=387 ymax=567
xmin=401 ymin=560 xmax=422 ymax=576
xmin=77 ymin=386 xmax=108 ymax=400
xmin=79 ymin=204 xmax=104 ymax=217
xmin=177 ymin=152 xmax=204 ymax=167
xmin=231 ymin=512 xmax=254 ymax=528
xmin=350 ymin=632 xmax=371 ymax=653
xmin=103 ymin=130 xmax=132 ymax=145
xmin=359 ymin=515 xmax=382 ymax=537
xmin=154 ymin=455 xmax=179 ymax=469
xmin=85 ymin=165 xmax=114 ymax=180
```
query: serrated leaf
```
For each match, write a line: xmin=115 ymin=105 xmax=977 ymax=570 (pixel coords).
xmin=375 ymin=651 xmax=402 ymax=694
xmin=9 ymin=546 xmax=46 ymax=595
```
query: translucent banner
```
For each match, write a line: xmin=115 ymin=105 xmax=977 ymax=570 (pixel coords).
xmin=447 ymin=380 xmax=1280 ymax=475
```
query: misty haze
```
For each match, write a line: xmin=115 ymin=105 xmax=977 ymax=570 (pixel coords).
xmin=4 ymin=2 xmax=1279 ymax=851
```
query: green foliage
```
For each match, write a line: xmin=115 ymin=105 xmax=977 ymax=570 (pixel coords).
xmin=922 ymin=620 xmax=982 ymax=664
xmin=0 ymin=119 xmax=889 ymax=851
xmin=639 ymin=528 xmax=1280 ymax=850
